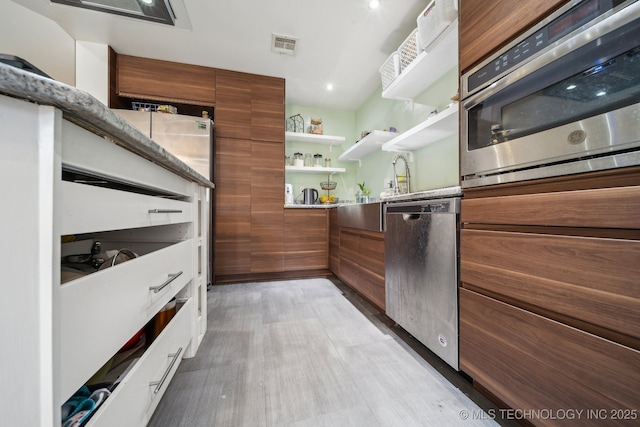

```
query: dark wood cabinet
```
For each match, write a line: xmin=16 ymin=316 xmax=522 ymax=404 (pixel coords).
xmin=214 ymin=137 xmax=251 ymax=276
xmin=214 ymin=73 xmax=286 ymax=281
xmin=251 ymin=76 xmax=285 ymax=143
xmin=110 ymin=51 xmax=288 ymax=282
xmin=336 ymin=228 xmax=385 ymax=311
xmin=251 ymin=141 xmax=284 ymax=273
xmin=459 ymin=167 xmax=640 ymax=422
xmin=459 ymin=0 xmax=567 ymax=74
xmin=328 ymin=208 xmax=340 ymax=274
xmin=215 ymin=70 xmax=252 ymax=139
xmin=284 ymin=209 xmax=328 ymax=271
xmin=116 ymin=54 xmax=216 ymax=105
xmin=460 ymin=289 xmax=640 ymax=419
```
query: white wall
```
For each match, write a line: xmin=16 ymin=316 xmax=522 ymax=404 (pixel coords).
xmin=75 ymin=41 xmax=109 ymax=105
xmin=0 ymin=0 xmax=75 ymax=85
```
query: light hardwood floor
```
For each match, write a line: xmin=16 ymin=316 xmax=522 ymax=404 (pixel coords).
xmin=149 ymin=277 xmax=506 ymax=426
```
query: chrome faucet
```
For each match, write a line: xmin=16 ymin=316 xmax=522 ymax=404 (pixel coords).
xmin=392 ymin=154 xmax=411 ymax=194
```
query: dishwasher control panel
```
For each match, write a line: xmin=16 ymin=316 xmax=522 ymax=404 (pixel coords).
xmin=384 ymin=197 xmax=460 ymax=215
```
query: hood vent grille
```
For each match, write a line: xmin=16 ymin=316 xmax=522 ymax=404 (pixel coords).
xmin=271 ymin=33 xmax=298 ymax=56
xmin=51 ymin=0 xmax=176 ymax=25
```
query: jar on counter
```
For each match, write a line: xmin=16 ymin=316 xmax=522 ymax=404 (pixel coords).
xmin=293 ymin=152 xmax=304 ymax=167
xmin=304 ymin=153 xmax=313 ymax=167
xmin=314 ymin=154 xmax=323 ymax=167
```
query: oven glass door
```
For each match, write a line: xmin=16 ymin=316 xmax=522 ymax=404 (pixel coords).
xmin=467 ymin=16 xmax=640 ymax=151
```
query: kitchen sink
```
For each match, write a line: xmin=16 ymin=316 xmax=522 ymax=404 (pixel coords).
xmin=337 ymin=202 xmax=383 ymax=232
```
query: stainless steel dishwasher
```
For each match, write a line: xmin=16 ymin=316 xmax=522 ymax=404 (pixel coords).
xmin=384 ymin=196 xmax=461 ymax=370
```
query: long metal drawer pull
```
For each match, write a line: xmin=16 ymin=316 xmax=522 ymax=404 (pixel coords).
xmin=149 ymin=271 xmax=183 ymax=293
xmin=148 ymin=209 xmax=183 ymax=214
xmin=149 ymin=347 xmax=183 ymax=394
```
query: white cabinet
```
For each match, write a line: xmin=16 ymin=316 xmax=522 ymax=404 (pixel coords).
xmin=1 ymin=94 xmax=209 ymax=426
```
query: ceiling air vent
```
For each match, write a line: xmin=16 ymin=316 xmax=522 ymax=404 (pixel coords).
xmin=271 ymin=33 xmax=298 ymax=56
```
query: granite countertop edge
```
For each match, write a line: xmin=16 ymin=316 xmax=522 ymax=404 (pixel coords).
xmin=0 ymin=63 xmax=214 ymax=188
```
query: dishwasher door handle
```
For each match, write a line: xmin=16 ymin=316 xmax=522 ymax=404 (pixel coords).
xmin=402 ymin=213 xmax=422 ymax=221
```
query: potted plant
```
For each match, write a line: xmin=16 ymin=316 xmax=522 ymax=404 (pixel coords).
xmin=356 ymin=182 xmax=370 ymax=203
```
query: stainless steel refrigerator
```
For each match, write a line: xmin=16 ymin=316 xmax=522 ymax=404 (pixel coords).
xmin=113 ymin=109 xmax=212 ymax=180
xmin=113 ymin=109 xmax=215 ymax=285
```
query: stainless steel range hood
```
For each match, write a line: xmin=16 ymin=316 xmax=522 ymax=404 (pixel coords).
xmin=51 ymin=0 xmax=176 ymax=25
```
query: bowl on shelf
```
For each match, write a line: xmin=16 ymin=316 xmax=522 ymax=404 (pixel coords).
xmin=320 ymin=181 xmax=337 ymax=190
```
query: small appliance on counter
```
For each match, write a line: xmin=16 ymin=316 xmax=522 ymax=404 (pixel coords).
xmin=284 ymin=183 xmax=294 ymax=205
xmin=301 ymin=188 xmax=318 ymax=205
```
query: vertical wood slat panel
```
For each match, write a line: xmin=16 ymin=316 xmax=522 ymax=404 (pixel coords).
xmin=251 ymin=76 xmax=285 ymax=143
xmin=214 ymin=137 xmax=251 ymax=275
xmin=251 ymin=140 xmax=284 ymax=273
xmin=215 ymin=71 xmax=251 ymax=139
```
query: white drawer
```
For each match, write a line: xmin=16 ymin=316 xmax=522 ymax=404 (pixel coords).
xmin=61 ymin=118 xmax=194 ymax=198
xmin=85 ymin=298 xmax=193 ymax=427
xmin=58 ymin=240 xmax=193 ymax=401
xmin=59 ymin=180 xmax=193 ymax=235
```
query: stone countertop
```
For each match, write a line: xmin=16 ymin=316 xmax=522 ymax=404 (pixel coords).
xmin=0 ymin=63 xmax=214 ymax=188
xmin=382 ymin=185 xmax=462 ymax=202
xmin=284 ymin=203 xmax=341 ymax=209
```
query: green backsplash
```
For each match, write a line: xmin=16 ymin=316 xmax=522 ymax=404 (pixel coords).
xmin=285 ymin=66 xmax=459 ymax=202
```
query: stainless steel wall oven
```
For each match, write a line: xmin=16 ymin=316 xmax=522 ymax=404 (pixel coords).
xmin=460 ymin=0 xmax=640 ymax=188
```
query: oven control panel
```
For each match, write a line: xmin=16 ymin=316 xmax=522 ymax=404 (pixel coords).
xmin=467 ymin=0 xmax=620 ymax=94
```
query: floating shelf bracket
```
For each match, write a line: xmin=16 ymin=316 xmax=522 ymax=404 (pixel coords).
xmin=384 ymin=148 xmax=414 ymax=163
xmin=397 ymin=97 xmax=414 ymax=110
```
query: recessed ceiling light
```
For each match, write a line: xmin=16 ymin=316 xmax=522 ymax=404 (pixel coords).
xmin=326 ymin=83 xmax=334 ymax=91
xmin=368 ymin=0 xmax=381 ymax=10
xmin=141 ymin=0 xmax=153 ymax=4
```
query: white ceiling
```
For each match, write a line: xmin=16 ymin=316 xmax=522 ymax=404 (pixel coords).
xmin=14 ymin=0 xmax=428 ymax=111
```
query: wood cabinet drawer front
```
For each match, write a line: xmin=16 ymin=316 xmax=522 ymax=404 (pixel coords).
xmin=86 ymin=298 xmax=193 ymax=427
xmin=461 ymin=186 xmax=640 ymax=229
xmin=459 ymin=289 xmax=640 ymax=419
xmin=461 ymin=229 xmax=640 ymax=339
xmin=358 ymin=235 xmax=385 ymax=278
xmin=284 ymin=209 xmax=327 ymax=252
xmin=59 ymin=240 xmax=193 ymax=400
xmin=358 ymin=268 xmax=385 ymax=311
xmin=60 ymin=181 xmax=192 ymax=235
xmin=283 ymin=250 xmax=328 ymax=271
